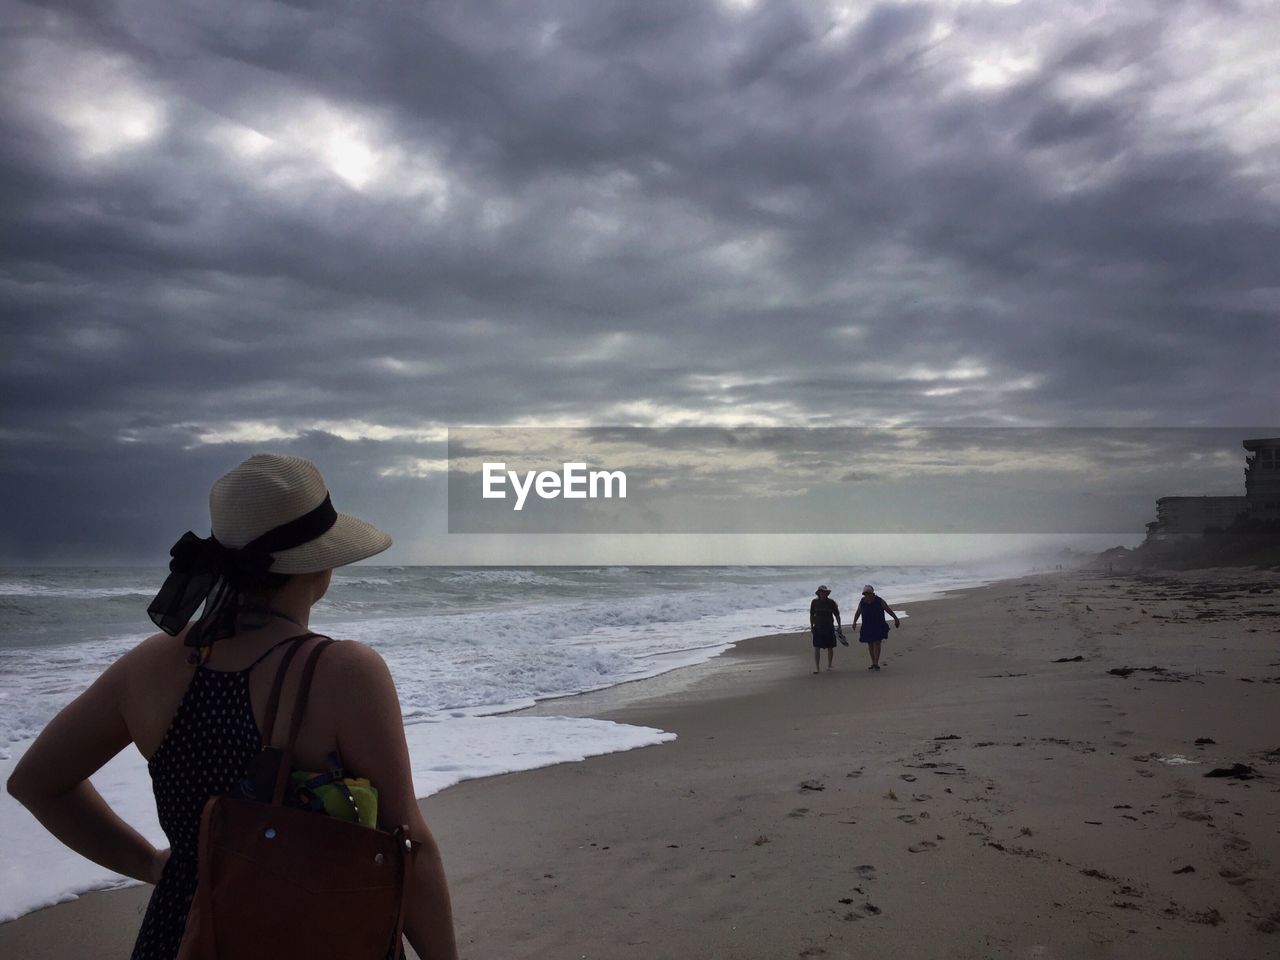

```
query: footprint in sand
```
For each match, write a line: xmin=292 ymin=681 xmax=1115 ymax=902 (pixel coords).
xmin=841 ymin=902 xmax=883 ymax=921
xmin=788 ymin=808 xmax=810 ymax=818
xmin=855 ymin=864 xmax=877 ymax=880
xmin=897 ymin=814 xmax=917 ymax=823
xmin=908 ymin=840 xmax=939 ymax=853
xmin=1219 ymin=867 xmax=1253 ymax=887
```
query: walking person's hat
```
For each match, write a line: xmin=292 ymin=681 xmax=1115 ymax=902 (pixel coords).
xmin=862 ymin=584 xmax=875 ymax=594
xmin=148 ymin=453 xmax=392 ymax=643
xmin=815 ymin=585 xmax=831 ymax=595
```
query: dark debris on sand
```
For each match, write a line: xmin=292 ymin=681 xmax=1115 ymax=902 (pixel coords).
xmin=1204 ymin=763 xmax=1258 ymax=780
xmin=1107 ymin=665 xmax=1198 ymax=683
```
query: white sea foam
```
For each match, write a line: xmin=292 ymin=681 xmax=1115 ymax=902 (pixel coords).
xmin=0 ymin=715 xmax=675 ymax=923
xmin=438 ymin=568 xmax=579 ymax=586
xmin=0 ymin=582 xmax=152 ymax=599
xmin=1153 ymin=753 xmax=1200 ymax=766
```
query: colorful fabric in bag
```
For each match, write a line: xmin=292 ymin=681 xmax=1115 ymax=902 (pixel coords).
xmin=290 ymin=756 xmax=379 ymax=828
xmin=236 ymin=755 xmax=379 ymax=828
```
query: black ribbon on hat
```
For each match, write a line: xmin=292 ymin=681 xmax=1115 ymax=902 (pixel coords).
xmin=147 ymin=494 xmax=337 ymax=652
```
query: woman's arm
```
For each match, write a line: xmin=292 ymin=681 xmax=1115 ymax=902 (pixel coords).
xmin=881 ymin=600 xmax=901 ymax=627
xmin=334 ymin=642 xmax=459 ymax=960
xmin=6 ymin=653 xmax=167 ymax=884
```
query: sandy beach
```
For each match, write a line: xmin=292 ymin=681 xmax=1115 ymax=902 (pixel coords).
xmin=3 ymin=568 xmax=1278 ymax=959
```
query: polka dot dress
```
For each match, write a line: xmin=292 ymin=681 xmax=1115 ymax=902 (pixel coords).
xmin=131 ymin=662 xmax=267 ymax=960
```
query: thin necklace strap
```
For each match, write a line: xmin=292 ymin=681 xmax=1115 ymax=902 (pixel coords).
xmin=265 ymin=607 xmax=305 ymax=628
xmin=244 ymin=632 xmax=316 ymax=672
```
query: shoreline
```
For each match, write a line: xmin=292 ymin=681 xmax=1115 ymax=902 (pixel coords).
xmin=0 ymin=567 xmax=1005 ymax=927
xmin=4 ymin=568 xmax=1278 ymax=958
xmin=492 ymin=572 xmax=996 ymax=720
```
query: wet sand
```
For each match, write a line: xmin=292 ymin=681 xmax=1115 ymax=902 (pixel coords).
xmin=3 ymin=569 xmax=1279 ymax=958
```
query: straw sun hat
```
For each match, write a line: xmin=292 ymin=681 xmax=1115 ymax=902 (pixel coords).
xmin=210 ymin=453 xmax=391 ymax=573
xmin=148 ymin=453 xmax=391 ymax=646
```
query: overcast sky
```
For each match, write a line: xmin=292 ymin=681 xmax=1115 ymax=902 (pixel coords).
xmin=1 ymin=0 xmax=1277 ymax=564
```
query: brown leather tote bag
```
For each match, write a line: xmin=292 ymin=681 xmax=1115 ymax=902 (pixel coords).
xmin=177 ymin=635 xmax=415 ymax=959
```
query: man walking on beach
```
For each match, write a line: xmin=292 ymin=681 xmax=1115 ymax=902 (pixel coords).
xmin=853 ymin=584 xmax=899 ymax=671
xmin=809 ymin=585 xmax=842 ymax=673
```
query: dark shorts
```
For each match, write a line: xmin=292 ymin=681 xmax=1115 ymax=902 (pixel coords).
xmin=812 ymin=625 xmax=837 ymax=649
xmin=859 ymin=623 xmax=889 ymax=643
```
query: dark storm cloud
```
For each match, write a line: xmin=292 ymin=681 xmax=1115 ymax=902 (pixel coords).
xmin=1 ymin=0 xmax=1277 ymax=560
xmin=0 ymin=426 xmax=442 ymax=563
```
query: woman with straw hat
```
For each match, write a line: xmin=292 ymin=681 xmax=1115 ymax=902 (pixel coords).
xmin=7 ymin=454 xmax=459 ymax=960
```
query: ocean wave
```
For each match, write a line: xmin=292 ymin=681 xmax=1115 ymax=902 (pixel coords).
xmin=0 ymin=582 xmax=153 ymax=599
xmin=437 ymin=569 xmax=580 ymax=587
xmin=0 ymin=563 xmax=1012 ymax=757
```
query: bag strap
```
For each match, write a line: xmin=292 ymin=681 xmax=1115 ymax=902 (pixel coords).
xmin=271 ymin=637 xmax=336 ymax=805
xmin=390 ymin=826 xmax=416 ymax=957
xmin=260 ymin=633 xmax=317 ymax=746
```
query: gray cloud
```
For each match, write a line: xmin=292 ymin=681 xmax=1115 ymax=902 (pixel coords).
xmin=1 ymin=0 xmax=1277 ymax=561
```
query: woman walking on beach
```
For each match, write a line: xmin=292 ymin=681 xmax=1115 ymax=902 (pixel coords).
xmin=809 ymin=585 xmax=843 ymax=673
xmin=6 ymin=454 xmax=459 ymax=960
xmin=853 ymin=584 xmax=899 ymax=671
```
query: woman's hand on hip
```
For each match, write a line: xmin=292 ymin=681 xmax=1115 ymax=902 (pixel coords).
xmin=149 ymin=847 xmax=171 ymax=884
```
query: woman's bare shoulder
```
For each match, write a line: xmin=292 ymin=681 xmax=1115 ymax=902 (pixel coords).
xmin=315 ymin=639 xmax=395 ymax=695
xmin=317 ymin=636 xmax=386 ymax=666
xmin=107 ymin=629 xmax=193 ymax=697
xmin=98 ymin=629 xmax=180 ymax=675
xmin=314 ymin=641 xmax=404 ymax=756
